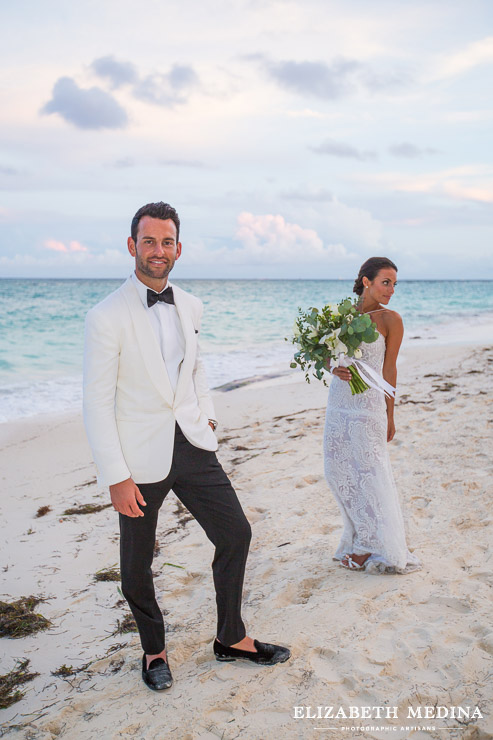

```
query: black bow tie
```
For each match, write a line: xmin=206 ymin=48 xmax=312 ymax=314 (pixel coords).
xmin=147 ymin=286 xmax=174 ymax=308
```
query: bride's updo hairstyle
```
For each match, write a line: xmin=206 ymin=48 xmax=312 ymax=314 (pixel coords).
xmin=353 ymin=257 xmax=398 ymax=296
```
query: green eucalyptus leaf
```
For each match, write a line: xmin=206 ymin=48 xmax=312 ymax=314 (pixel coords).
xmin=364 ymin=328 xmax=378 ymax=342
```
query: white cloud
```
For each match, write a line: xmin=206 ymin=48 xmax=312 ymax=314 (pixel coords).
xmin=44 ymin=239 xmax=89 ymax=253
xmin=1 ymin=247 xmax=129 ymax=269
xmin=183 ymin=211 xmax=357 ymax=269
xmin=286 ymin=108 xmax=327 ymax=118
xmin=433 ymin=35 xmax=493 ymax=80
xmin=352 ymin=166 xmax=493 ymax=205
xmin=92 ymin=249 xmax=130 ymax=266
xmin=307 ymin=197 xmax=384 ymax=252
xmin=235 ymin=211 xmax=346 ymax=262
xmin=442 ymin=181 xmax=493 ymax=205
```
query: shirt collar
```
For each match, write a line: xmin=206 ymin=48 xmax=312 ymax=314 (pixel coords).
xmin=131 ymin=272 xmax=171 ymax=309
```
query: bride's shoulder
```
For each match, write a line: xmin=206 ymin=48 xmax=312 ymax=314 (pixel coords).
xmin=382 ymin=308 xmax=402 ymax=322
xmin=381 ymin=309 xmax=403 ymax=336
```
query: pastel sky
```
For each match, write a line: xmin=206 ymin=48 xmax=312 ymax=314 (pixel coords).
xmin=1 ymin=0 xmax=493 ymax=279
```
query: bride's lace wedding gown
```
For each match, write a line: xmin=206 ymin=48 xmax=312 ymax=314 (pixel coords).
xmin=323 ymin=333 xmax=420 ymax=574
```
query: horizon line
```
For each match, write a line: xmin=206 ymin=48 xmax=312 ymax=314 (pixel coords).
xmin=0 ymin=276 xmax=492 ymax=283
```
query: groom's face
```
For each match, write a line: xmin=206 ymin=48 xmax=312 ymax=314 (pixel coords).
xmin=127 ymin=216 xmax=182 ymax=289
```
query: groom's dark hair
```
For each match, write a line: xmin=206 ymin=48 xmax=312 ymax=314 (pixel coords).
xmin=353 ymin=257 xmax=398 ymax=296
xmin=131 ymin=202 xmax=181 ymax=242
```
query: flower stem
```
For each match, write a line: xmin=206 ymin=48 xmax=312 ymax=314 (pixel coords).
xmin=348 ymin=365 xmax=370 ymax=395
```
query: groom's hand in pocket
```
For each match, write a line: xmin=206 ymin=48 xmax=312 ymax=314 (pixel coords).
xmin=109 ymin=478 xmax=147 ymax=517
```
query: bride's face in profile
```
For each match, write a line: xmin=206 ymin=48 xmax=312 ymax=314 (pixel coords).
xmin=364 ymin=268 xmax=397 ymax=306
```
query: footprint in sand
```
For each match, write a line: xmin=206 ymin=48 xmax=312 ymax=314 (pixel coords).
xmin=478 ymin=632 xmax=493 ymax=656
xmin=423 ymin=595 xmax=471 ymax=613
xmin=453 ymin=515 xmax=490 ymax=530
xmin=205 ymin=707 xmax=235 ymax=726
xmin=275 ymin=577 xmax=325 ymax=606
xmin=469 ymin=570 xmax=493 ymax=586
xmin=309 ymin=647 xmax=340 ymax=682
xmin=245 ymin=506 xmax=268 ymax=523
xmin=303 ymin=474 xmax=321 ymax=485
xmin=295 ymin=475 xmax=322 ymax=488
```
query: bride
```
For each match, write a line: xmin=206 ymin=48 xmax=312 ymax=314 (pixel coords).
xmin=324 ymin=257 xmax=420 ymax=574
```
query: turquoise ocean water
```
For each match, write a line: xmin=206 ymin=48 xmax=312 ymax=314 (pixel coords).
xmin=1 ymin=278 xmax=492 ymax=422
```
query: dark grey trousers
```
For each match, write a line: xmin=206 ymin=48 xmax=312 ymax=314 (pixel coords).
xmin=119 ymin=424 xmax=252 ymax=654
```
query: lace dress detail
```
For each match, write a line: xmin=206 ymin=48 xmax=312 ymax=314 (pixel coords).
xmin=323 ymin=333 xmax=420 ymax=574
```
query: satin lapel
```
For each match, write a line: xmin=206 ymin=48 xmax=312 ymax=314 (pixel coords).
xmin=171 ymin=284 xmax=197 ymax=406
xmin=121 ymin=278 xmax=174 ymax=407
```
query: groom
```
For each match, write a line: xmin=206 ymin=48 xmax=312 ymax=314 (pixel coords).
xmin=83 ymin=202 xmax=290 ymax=691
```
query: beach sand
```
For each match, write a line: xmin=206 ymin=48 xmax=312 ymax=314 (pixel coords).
xmin=1 ymin=341 xmax=492 ymax=739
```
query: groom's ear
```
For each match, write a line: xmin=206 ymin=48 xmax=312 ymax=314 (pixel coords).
xmin=127 ymin=237 xmax=136 ymax=257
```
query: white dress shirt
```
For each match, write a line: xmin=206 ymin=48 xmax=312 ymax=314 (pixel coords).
xmin=132 ymin=272 xmax=185 ymax=394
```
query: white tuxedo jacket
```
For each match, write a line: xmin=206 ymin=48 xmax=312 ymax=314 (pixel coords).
xmin=83 ymin=277 xmax=218 ymax=487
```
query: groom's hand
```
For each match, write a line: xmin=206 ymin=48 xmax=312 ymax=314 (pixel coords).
xmin=109 ymin=478 xmax=146 ymax=517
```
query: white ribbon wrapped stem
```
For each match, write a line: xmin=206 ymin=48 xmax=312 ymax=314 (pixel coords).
xmin=337 ymin=353 xmax=396 ymax=399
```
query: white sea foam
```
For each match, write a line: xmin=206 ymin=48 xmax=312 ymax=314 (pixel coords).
xmin=1 ymin=279 xmax=492 ymax=422
xmin=0 ymin=345 xmax=295 ymax=423
xmin=0 ymin=375 xmax=83 ymax=423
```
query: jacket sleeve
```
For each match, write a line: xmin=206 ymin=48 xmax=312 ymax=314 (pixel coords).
xmin=191 ymin=299 xmax=217 ymax=422
xmin=83 ymin=306 xmax=131 ymax=487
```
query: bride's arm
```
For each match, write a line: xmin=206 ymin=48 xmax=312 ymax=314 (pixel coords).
xmin=383 ymin=312 xmax=404 ymax=442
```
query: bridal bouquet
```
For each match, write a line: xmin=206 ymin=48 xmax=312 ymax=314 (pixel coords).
xmin=289 ymin=298 xmax=379 ymax=394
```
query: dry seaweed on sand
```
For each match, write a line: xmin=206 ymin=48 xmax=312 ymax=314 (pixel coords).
xmin=0 ymin=596 xmax=51 ymax=638
xmin=432 ymin=382 xmax=457 ymax=392
xmin=63 ymin=502 xmax=112 ymax=515
xmin=51 ymin=664 xmax=76 ymax=677
xmin=74 ymin=477 xmax=97 ymax=490
xmin=52 ymin=644 xmax=127 ymax=678
xmin=0 ymin=659 xmax=39 ymax=709
xmin=35 ymin=505 xmax=51 ymax=518
xmin=94 ymin=565 xmax=120 ymax=582
xmin=112 ymin=614 xmax=138 ymax=635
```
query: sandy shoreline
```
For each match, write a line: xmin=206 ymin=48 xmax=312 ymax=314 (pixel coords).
xmin=1 ymin=340 xmax=492 ymax=739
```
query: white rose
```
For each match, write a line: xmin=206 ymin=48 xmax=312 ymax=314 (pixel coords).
xmin=334 ymin=339 xmax=346 ymax=356
xmin=354 ymin=348 xmax=362 ymax=359
xmin=293 ymin=322 xmax=301 ymax=338
xmin=324 ymin=328 xmax=339 ymax=346
xmin=307 ymin=330 xmax=319 ymax=340
xmin=329 ymin=303 xmax=340 ymax=316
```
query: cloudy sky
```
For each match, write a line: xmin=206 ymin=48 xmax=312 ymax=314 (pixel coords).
xmin=1 ymin=0 xmax=493 ymax=279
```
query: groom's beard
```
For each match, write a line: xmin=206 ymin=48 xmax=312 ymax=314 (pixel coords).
xmin=135 ymin=252 xmax=175 ymax=281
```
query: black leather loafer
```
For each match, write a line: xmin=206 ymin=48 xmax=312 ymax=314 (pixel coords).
xmin=213 ymin=639 xmax=291 ymax=665
xmin=142 ymin=653 xmax=173 ymax=691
